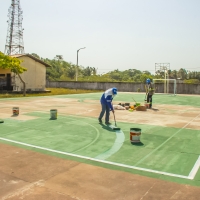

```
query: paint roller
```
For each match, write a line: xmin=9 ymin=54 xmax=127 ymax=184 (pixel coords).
xmin=144 ymin=85 xmax=147 ymax=102
xmin=110 ymin=111 xmax=120 ymax=130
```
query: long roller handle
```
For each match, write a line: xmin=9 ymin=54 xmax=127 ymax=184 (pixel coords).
xmin=113 ymin=112 xmax=117 ymax=127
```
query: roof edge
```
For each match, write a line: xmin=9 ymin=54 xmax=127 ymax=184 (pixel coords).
xmin=10 ymin=54 xmax=51 ymax=68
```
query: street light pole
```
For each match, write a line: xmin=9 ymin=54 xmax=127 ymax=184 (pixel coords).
xmin=76 ymin=47 xmax=86 ymax=81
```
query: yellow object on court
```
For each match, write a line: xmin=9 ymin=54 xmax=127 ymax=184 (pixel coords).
xmin=130 ymin=105 xmax=134 ymax=109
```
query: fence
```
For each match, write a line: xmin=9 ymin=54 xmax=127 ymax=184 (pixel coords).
xmin=46 ymin=81 xmax=200 ymax=95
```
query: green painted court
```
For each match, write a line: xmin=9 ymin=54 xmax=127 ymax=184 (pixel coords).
xmin=0 ymin=92 xmax=200 ymax=187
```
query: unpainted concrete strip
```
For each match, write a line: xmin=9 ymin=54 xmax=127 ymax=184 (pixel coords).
xmin=0 ymin=137 xmax=194 ymax=180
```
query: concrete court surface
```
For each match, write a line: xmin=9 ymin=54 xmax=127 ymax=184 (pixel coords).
xmin=0 ymin=92 xmax=200 ymax=199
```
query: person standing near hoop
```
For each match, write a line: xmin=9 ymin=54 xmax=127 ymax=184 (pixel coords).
xmin=146 ymin=78 xmax=155 ymax=109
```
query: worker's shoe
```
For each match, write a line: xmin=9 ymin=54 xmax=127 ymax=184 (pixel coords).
xmin=105 ymin=121 xmax=111 ymax=125
xmin=98 ymin=118 xmax=102 ymax=123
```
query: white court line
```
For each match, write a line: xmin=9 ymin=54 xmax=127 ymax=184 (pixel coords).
xmin=58 ymin=114 xmax=200 ymax=179
xmin=135 ymin=113 xmax=200 ymax=166
xmin=1 ymin=111 xmax=199 ymax=179
xmin=188 ymin=156 xmax=200 ymax=179
xmin=95 ymin=129 xmax=125 ymax=160
xmin=64 ymin=120 xmax=101 ymax=154
xmin=0 ymin=137 xmax=190 ymax=180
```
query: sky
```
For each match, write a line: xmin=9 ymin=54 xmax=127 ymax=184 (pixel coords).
xmin=1 ymin=0 xmax=200 ymax=74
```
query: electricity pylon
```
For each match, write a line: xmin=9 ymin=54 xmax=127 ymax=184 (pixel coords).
xmin=4 ymin=0 xmax=25 ymax=55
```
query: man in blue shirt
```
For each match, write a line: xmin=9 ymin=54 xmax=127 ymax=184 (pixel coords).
xmin=98 ymin=87 xmax=118 ymax=125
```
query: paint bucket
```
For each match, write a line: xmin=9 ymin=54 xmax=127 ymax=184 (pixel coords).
xmin=50 ymin=109 xmax=57 ymax=120
xmin=125 ymin=103 xmax=130 ymax=106
xmin=144 ymin=103 xmax=150 ymax=108
xmin=130 ymin=128 xmax=141 ymax=143
xmin=13 ymin=107 xmax=19 ymax=115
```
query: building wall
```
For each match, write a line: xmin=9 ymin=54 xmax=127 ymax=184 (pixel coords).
xmin=14 ymin=56 xmax=46 ymax=91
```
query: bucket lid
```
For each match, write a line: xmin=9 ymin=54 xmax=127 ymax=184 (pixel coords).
xmin=130 ymin=128 xmax=141 ymax=131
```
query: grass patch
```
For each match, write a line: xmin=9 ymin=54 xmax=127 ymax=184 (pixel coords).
xmin=0 ymin=88 xmax=102 ymax=98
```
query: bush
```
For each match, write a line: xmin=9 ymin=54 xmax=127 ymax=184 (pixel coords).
xmin=184 ymin=79 xmax=200 ymax=84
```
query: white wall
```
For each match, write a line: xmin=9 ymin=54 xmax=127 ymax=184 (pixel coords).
xmin=14 ymin=56 xmax=46 ymax=91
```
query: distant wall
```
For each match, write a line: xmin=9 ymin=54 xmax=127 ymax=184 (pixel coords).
xmin=46 ymin=81 xmax=200 ymax=94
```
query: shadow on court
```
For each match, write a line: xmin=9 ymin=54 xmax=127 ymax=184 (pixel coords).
xmin=131 ymin=142 xmax=144 ymax=146
xmin=99 ymin=123 xmax=116 ymax=132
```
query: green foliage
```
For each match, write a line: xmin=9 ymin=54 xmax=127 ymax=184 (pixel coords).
xmin=108 ymin=70 xmax=123 ymax=81
xmin=183 ymin=79 xmax=200 ymax=84
xmin=140 ymin=74 xmax=153 ymax=83
xmin=0 ymin=52 xmax=27 ymax=73
xmin=177 ymin=68 xmax=187 ymax=79
xmin=31 ymin=53 xmax=40 ymax=59
xmin=30 ymin=53 xmax=200 ymax=83
xmin=0 ymin=52 xmax=28 ymax=96
xmin=82 ymin=66 xmax=97 ymax=76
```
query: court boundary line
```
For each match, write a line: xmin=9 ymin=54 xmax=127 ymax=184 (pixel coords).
xmin=1 ymin=115 xmax=123 ymax=159
xmin=0 ymin=137 xmax=194 ymax=180
xmin=188 ymin=156 xmax=200 ymax=179
xmin=135 ymin=113 xmax=200 ymax=166
xmin=1 ymin=99 xmax=200 ymax=180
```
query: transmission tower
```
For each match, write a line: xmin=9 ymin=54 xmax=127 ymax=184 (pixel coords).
xmin=4 ymin=0 xmax=25 ymax=55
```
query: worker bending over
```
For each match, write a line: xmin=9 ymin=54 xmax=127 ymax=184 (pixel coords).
xmin=98 ymin=87 xmax=118 ymax=125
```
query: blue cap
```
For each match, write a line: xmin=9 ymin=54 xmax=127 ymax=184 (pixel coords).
xmin=112 ymin=87 xmax=118 ymax=95
xmin=146 ymin=78 xmax=151 ymax=84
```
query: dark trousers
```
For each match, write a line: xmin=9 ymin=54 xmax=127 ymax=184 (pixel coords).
xmin=99 ymin=103 xmax=110 ymax=122
xmin=147 ymin=94 xmax=153 ymax=108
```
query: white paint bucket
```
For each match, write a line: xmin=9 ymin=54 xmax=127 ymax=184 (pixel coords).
xmin=130 ymin=128 xmax=141 ymax=143
xmin=13 ymin=107 xmax=19 ymax=115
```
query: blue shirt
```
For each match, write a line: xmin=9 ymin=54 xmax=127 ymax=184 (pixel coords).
xmin=100 ymin=88 xmax=114 ymax=110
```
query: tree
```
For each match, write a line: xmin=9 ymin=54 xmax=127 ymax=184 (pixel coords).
xmin=109 ymin=70 xmax=122 ymax=81
xmin=92 ymin=67 xmax=97 ymax=75
xmin=155 ymin=70 xmax=165 ymax=78
xmin=31 ymin=53 xmax=40 ymax=59
xmin=177 ymin=68 xmax=187 ymax=79
xmin=170 ymin=70 xmax=178 ymax=79
xmin=140 ymin=74 xmax=153 ymax=83
xmin=30 ymin=52 xmax=200 ymax=83
xmin=54 ymin=55 xmax=63 ymax=61
xmin=82 ymin=66 xmax=92 ymax=76
xmin=143 ymin=70 xmax=151 ymax=75
xmin=0 ymin=52 xmax=27 ymax=96
xmin=66 ymin=65 xmax=76 ymax=80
